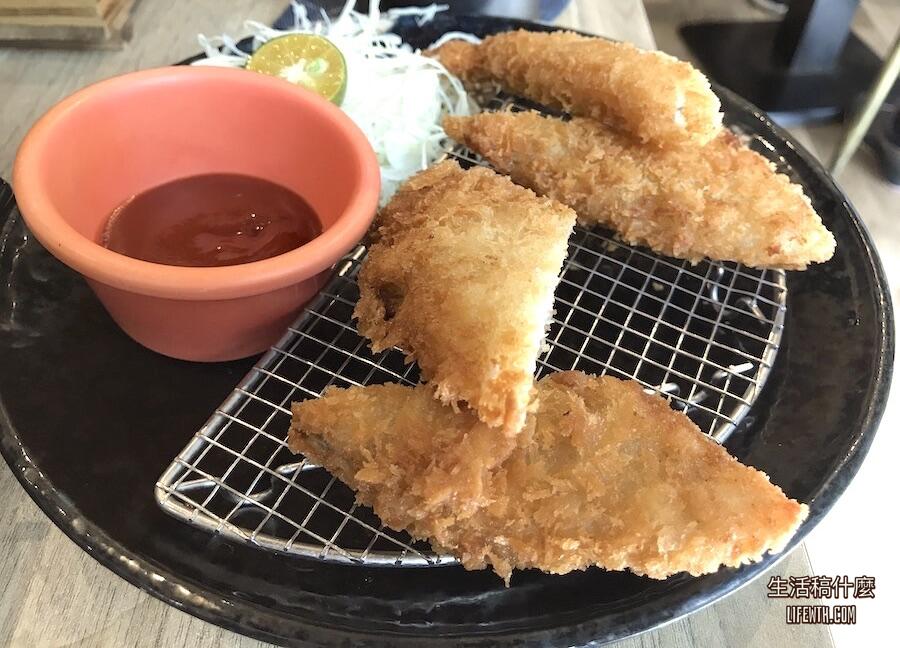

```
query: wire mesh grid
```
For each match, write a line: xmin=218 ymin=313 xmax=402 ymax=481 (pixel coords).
xmin=156 ymin=94 xmax=788 ymax=568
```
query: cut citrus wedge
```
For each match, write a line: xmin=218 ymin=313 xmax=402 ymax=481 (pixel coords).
xmin=247 ymin=34 xmax=347 ymax=105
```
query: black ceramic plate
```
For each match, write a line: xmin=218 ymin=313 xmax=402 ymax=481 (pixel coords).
xmin=0 ymin=14 xmax=893 ymax=648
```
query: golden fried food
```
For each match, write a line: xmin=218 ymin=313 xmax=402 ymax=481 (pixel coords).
xmin=289 ymin=372 xmax=808 ymax=584
xmin=429 ymin=30 xmax=722 ymax=147
xmin=290 ymin=381 xmax=516 ymax=525
xmin=428 ymin=39 xmax=489 ymax=84
xmin=444 ymin=111 xmax=835 ymax=269
xmin=354 ymin=160 xmax=576 ymax=435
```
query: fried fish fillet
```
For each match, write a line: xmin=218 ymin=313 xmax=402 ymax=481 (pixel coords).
xmin=429 ymin=30 xmax=722 ymax=146
xmin=289 ymin=372 xmax=808 ymax=583
xmin=444 ymin=111 xmax=836 ymax=269
xmin=354 ymin=160 xmax=576 ymax=435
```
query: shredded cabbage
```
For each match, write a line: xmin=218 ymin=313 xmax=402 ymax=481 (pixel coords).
xmin=193 ymin=0 xmax=479 ymax=203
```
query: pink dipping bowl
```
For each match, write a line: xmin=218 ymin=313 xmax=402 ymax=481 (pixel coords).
xmin=13 ymin=66 xmax=380 ymax=361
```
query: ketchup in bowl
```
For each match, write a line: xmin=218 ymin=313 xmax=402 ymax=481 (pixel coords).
xmin=102 ymin=173 xmax=322 ymax=267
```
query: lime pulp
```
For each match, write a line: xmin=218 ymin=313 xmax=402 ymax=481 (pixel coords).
xmin=246 ymin=34 xmax=347 ymax=105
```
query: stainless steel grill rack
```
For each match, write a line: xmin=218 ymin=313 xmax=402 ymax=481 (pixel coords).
xmin=156 ymin=96 xmax=788 ymax=567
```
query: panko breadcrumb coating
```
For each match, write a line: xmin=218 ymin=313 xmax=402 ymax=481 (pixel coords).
xmin=289 ymin=372 xmax=808 ymax=584
xmin=354 ymin=160 xmax=576 ymax=435
xmin=444 ymin=111 xmax=835 ymax=269
xmin=429 ymin=30 xmax=722 ymax=147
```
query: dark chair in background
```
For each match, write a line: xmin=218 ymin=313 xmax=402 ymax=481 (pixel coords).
xmin=681 ymin=0 xmax=899 ymax=181
xmin=681 ymin=0 xmax=888 ymax=126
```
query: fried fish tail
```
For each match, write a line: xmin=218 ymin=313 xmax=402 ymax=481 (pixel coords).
xmin=430 ymin=30 xmax=722 ymax=146
xmin=289 ymin=372 xmax=808 ymax=583
xmin=427 ymin=39 xmax=488 ymax=84
xmin=289 ymin=383 xmax=515 ymax=528
xmin=444 ymin=111 xmax=835 ymax=269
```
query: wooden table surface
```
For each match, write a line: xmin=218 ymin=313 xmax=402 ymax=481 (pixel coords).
xmin=0 ymin=1 xmax=831 ymax=646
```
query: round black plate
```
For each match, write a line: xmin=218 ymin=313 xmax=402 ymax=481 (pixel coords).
xmin=0 ymin=14 xmax=893 ymax=648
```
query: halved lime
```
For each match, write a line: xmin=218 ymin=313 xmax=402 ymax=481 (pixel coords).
xmin=247 ymin=34 xmax=347 ymax=105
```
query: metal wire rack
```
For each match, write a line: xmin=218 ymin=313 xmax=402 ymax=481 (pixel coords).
xmin=156 ymin=94 xmax=788 ymax=568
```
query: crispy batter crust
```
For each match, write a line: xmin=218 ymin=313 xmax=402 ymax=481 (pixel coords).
xmin=427 ymin=39 xmax=489 ymax=83
xmin=290 ymin=372 xmax=808 ymax=583
xmin=290 ymin=382 xmax=516 ymax=527
xmin=354 ymin=160 xmax=575 ymax=434
xmin=444 ymin=111 xmax=835 ymax=269
xmin=430 ymin=30 xmax=722 ymax=146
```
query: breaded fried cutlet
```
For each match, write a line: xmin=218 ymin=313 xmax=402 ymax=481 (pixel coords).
xmin=429 ymin=30 xmax=722 ymax=147
xmin=354 ymin=160 xmax=576 ymax=435
xmin=289 ymin=372 xmax=808 ymax=584
xmin=290 ymin=382 xmax=516 ymax=527
xmin=444 ymin=111 xmax=836 ymax=269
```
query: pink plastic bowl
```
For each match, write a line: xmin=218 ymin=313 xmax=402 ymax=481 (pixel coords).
xmin=13 ymin=66 xmax=380 ymax=361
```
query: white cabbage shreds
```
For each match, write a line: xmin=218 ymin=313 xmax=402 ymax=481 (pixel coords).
xmin=193 ymin=0 xmax=478 ymax=204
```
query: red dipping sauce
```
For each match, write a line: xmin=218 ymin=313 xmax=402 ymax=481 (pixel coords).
xmin=101 ymin=173 xmax=322 ymax=267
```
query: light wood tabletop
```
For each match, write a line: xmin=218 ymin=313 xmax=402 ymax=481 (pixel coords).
xmin=0 ymin=1 xmax=831 ymax=646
